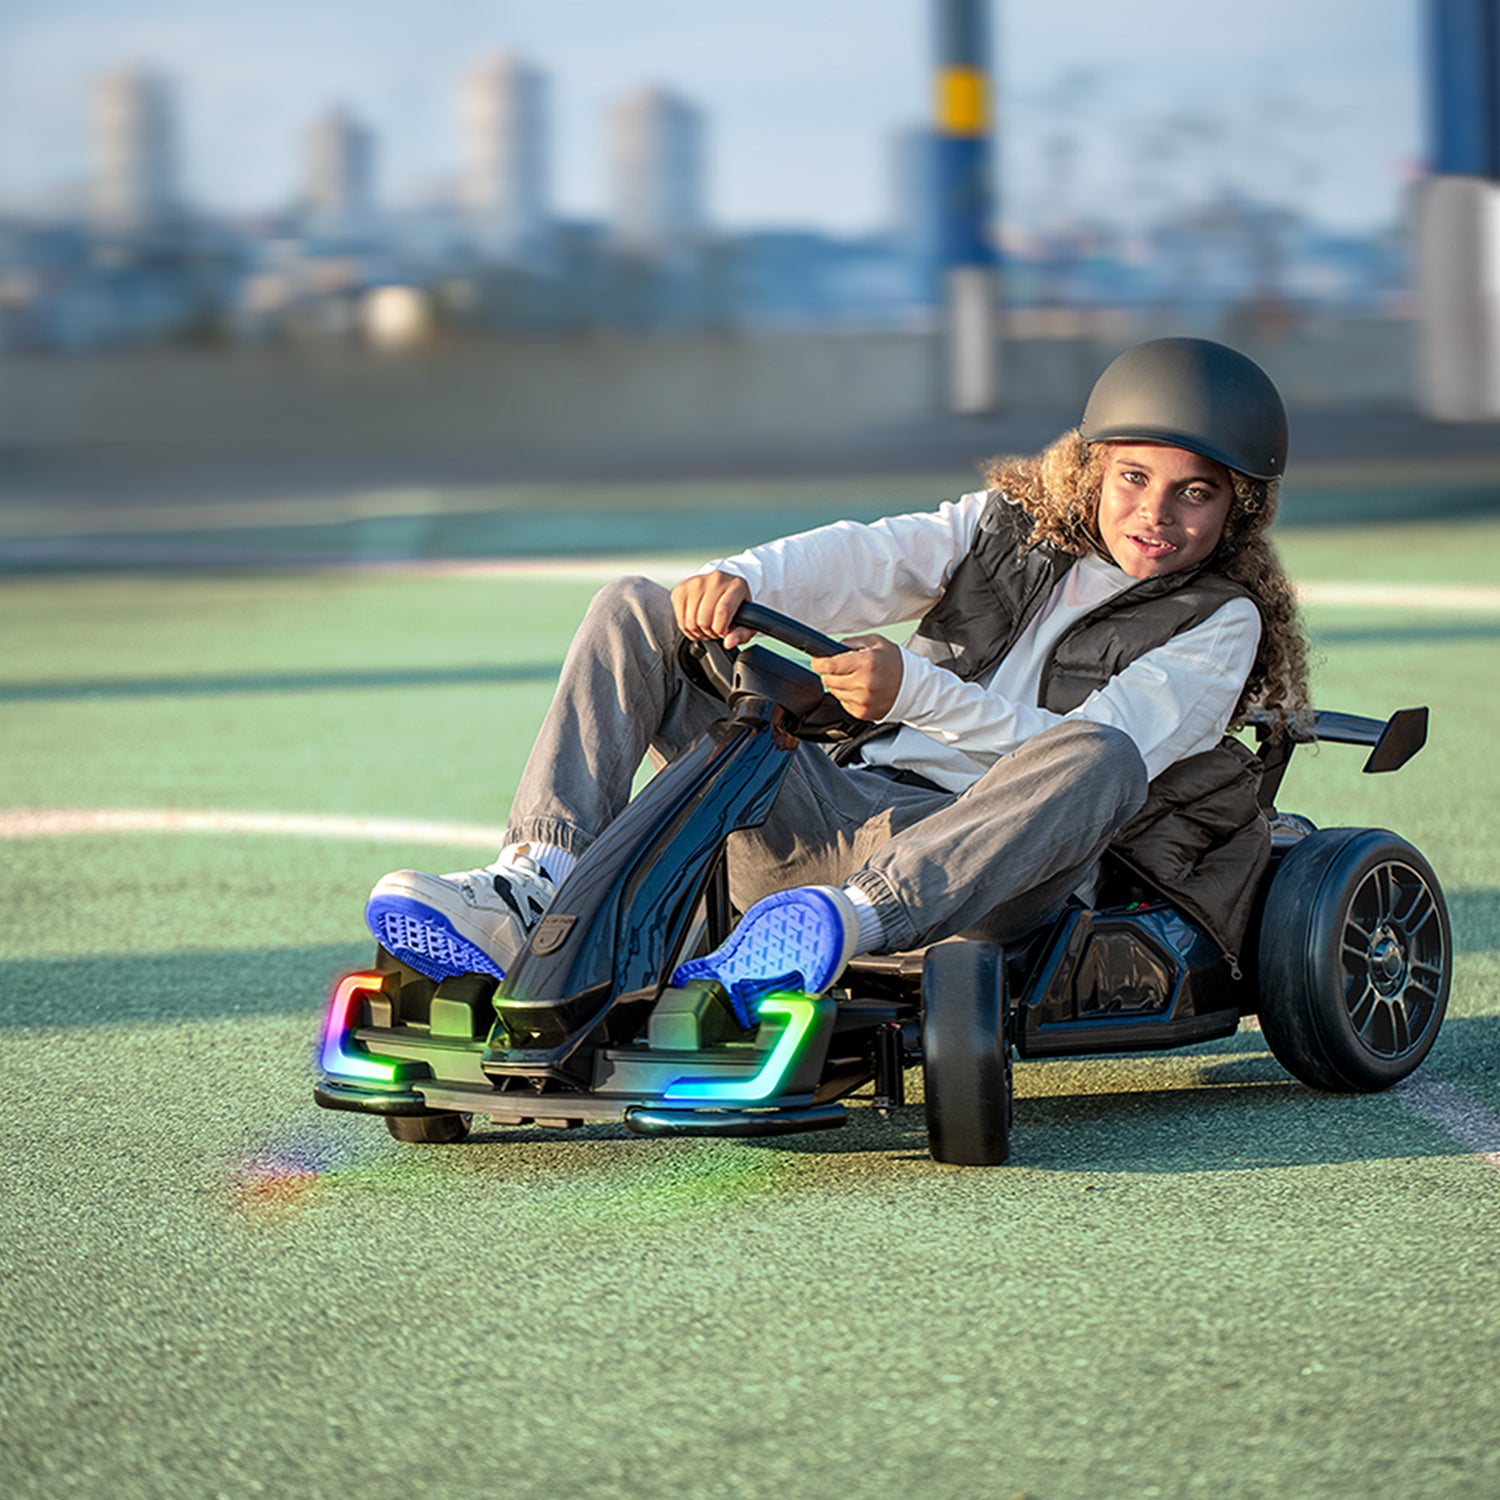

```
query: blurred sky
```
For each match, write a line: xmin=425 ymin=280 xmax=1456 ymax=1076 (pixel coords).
xmin=0 ymin=0 xmax=1423 ymax=235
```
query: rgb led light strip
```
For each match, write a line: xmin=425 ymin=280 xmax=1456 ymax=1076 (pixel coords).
xmin=320 ymin=971 xmax=402 ymax=1084
xmin=662 ymin=994 xmax=818 ymax=1103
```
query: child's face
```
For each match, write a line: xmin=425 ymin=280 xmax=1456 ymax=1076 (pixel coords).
xmin=1096 ymin=443 xmax=1233 ymax=579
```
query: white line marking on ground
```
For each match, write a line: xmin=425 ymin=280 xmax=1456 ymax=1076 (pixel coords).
xmin=0 ymin=807 xmax=508 ymax=846
xmin=363 ymin=566 xmax=1500 ymax=606
xmin=360 ymin=556 xmax=692 ymax=584
xmin=333 ymin=564 xmax=1500 ymax=606
xmin=1398 ymin=1075 xmax=1500 ymax=1173
xmin=5 ymin=536 xmax=1500 ymax=608
xmin=1295 ymin=581 xmax=1500 ymax=612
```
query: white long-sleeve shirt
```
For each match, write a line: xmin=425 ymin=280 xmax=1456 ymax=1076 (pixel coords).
xmin=702 ymin=490 xmax=1260 ymax=790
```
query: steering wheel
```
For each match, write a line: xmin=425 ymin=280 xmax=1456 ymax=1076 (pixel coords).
xmin=732 ymin=602 xmax=848 ymax=660
xmin=676 ymin=601 xmax=873 ymax=743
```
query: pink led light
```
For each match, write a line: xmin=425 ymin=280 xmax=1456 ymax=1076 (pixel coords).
xmin=319 ymin=970 xmax=400 ymax=1083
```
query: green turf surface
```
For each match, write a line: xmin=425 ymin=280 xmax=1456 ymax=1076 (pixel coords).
xmin=2 ymin=507 xmax=1498 ymax=1499
xmin=1276 ymin=515 xmax=1500 ymax=588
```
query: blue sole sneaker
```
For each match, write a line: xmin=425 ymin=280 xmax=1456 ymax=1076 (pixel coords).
xmin=364 ymin=853 xmax=556 ymax=984
xmin=365 ymin=893 xmax=509 ymax=983
xmin=672 ymin=885 xmax=859 ymax=1026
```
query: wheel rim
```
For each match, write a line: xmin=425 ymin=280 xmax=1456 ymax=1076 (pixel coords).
xmin=1339 ymin=860 xmax=1447 ymax=1060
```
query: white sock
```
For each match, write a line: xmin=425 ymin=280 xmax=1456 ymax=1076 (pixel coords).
xmin=495 ymin=841 xmax=576 ymax=887
xmin=530 ymin=843 xmax=576 ymax=885
xmin=842 ymin=885 xmax=887 ymax=955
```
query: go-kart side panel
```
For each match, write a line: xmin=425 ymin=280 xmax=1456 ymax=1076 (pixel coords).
xmin=1012 ymin=906 xmax=1244 ymax=1057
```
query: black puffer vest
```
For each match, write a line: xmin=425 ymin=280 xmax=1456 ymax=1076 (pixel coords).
xmin=848 ymin=492 xmax=1270 ymax=963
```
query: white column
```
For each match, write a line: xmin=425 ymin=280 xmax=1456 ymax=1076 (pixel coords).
xmin=1414 ymin=175 xmax=1500 ymax=420
xmin=945 ymin=265 xmax=998 ymax=414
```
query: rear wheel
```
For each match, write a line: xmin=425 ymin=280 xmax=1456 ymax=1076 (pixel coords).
xmin=386 ymin=1111 xmax=472 ymax=1144
xmin=921 ymin=942 xmax=1012 ymax=1165
xmin=1257 ymin=828 xmax=1450 ymax=1091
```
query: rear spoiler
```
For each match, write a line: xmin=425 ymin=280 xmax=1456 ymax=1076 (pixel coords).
xmin=1250 ymin=706 xmax=1428 ymax=809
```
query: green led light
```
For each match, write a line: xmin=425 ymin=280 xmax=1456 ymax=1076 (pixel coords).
xmin=328 ymin=1043 xmax=400 ymax=1085
xmin=663 ymin=993 xmax=818 ymax=1103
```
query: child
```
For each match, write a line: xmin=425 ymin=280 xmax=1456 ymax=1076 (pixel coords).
xmin=366 ymin=337 xmax=1308 ymax=1023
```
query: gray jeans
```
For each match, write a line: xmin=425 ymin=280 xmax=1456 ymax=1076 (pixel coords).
xmin=505 ymin=575 xmax=1148 ymax=953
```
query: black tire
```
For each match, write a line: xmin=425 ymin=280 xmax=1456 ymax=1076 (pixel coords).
xmin=921 ymin=942 xmax=1012 ymax=1165
xmin=386 ymin=1111 xmax=472 ymax=1144
xmin=1257 ymin=828 xmax=1450 ymax=1092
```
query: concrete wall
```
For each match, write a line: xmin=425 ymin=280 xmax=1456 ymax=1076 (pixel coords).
xmin=0 ymin=318 xmax=1415 ymax=473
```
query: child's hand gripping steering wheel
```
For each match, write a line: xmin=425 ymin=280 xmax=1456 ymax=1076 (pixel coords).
xmin=676 ymin=601 xmax=874 ymax=743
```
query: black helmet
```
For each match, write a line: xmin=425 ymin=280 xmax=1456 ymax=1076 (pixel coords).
xmin=1079 ymin=337 xmax=1288 ymax=481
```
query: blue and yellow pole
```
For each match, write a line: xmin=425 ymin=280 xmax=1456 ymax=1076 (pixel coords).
xmin=1428 ymin=0 xmax=1500 ymax=176
xmin=1417 ymin=0 xmax=1500 ymax=417
xmin=934 ymin=0 xmax=997 ymax=413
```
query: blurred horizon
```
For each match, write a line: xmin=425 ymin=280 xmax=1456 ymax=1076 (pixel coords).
xmin=0 ymin=1 xmax=1426 ymax=357
xmin=2 ymin=0 xmax=1468 ymax=482
xmin=1 ymin=0 xmax=1420 ymax=236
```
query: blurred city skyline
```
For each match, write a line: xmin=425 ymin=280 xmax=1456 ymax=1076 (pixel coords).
xmin=1 ymin=0 xmax=1422 ymax=236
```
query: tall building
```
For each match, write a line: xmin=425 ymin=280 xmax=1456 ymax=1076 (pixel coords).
xmin=461 ymin=54 xmax=550 ymax=269
xmin=306 ymin=106 xmax=376 ymax=241
xmin=609 ymin=87 xmax=705 ymax=262
xmin=91 ymin=68 xmax=178 ymax=235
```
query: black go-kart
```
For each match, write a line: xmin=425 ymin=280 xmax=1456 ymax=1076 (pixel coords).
xmin=315 ymin=603 xmax=1450 ymax=1166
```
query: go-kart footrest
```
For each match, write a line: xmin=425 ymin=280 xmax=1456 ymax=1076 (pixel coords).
xmin=623 ymin=1103 xmax=848 ymax=1137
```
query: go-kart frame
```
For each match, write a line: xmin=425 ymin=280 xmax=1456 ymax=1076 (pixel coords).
xmin=315 ymin=606 xmax=1450 ymax=1166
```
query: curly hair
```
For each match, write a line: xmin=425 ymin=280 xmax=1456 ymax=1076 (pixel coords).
xmin=982 ymin=429 xmax=1311 ymax=737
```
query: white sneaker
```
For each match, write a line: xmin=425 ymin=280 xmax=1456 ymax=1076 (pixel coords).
xmin=365 ymin=847 xmax=557 ymax=982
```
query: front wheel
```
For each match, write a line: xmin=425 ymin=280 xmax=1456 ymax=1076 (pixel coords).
xmin=921 ymin=942 xmax=1012 ymax=1165
xmin=386 ymin=1111 xmax=472 ymax=1144
xmin=1257 ymin=828 xmax=1450 ymax=1091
